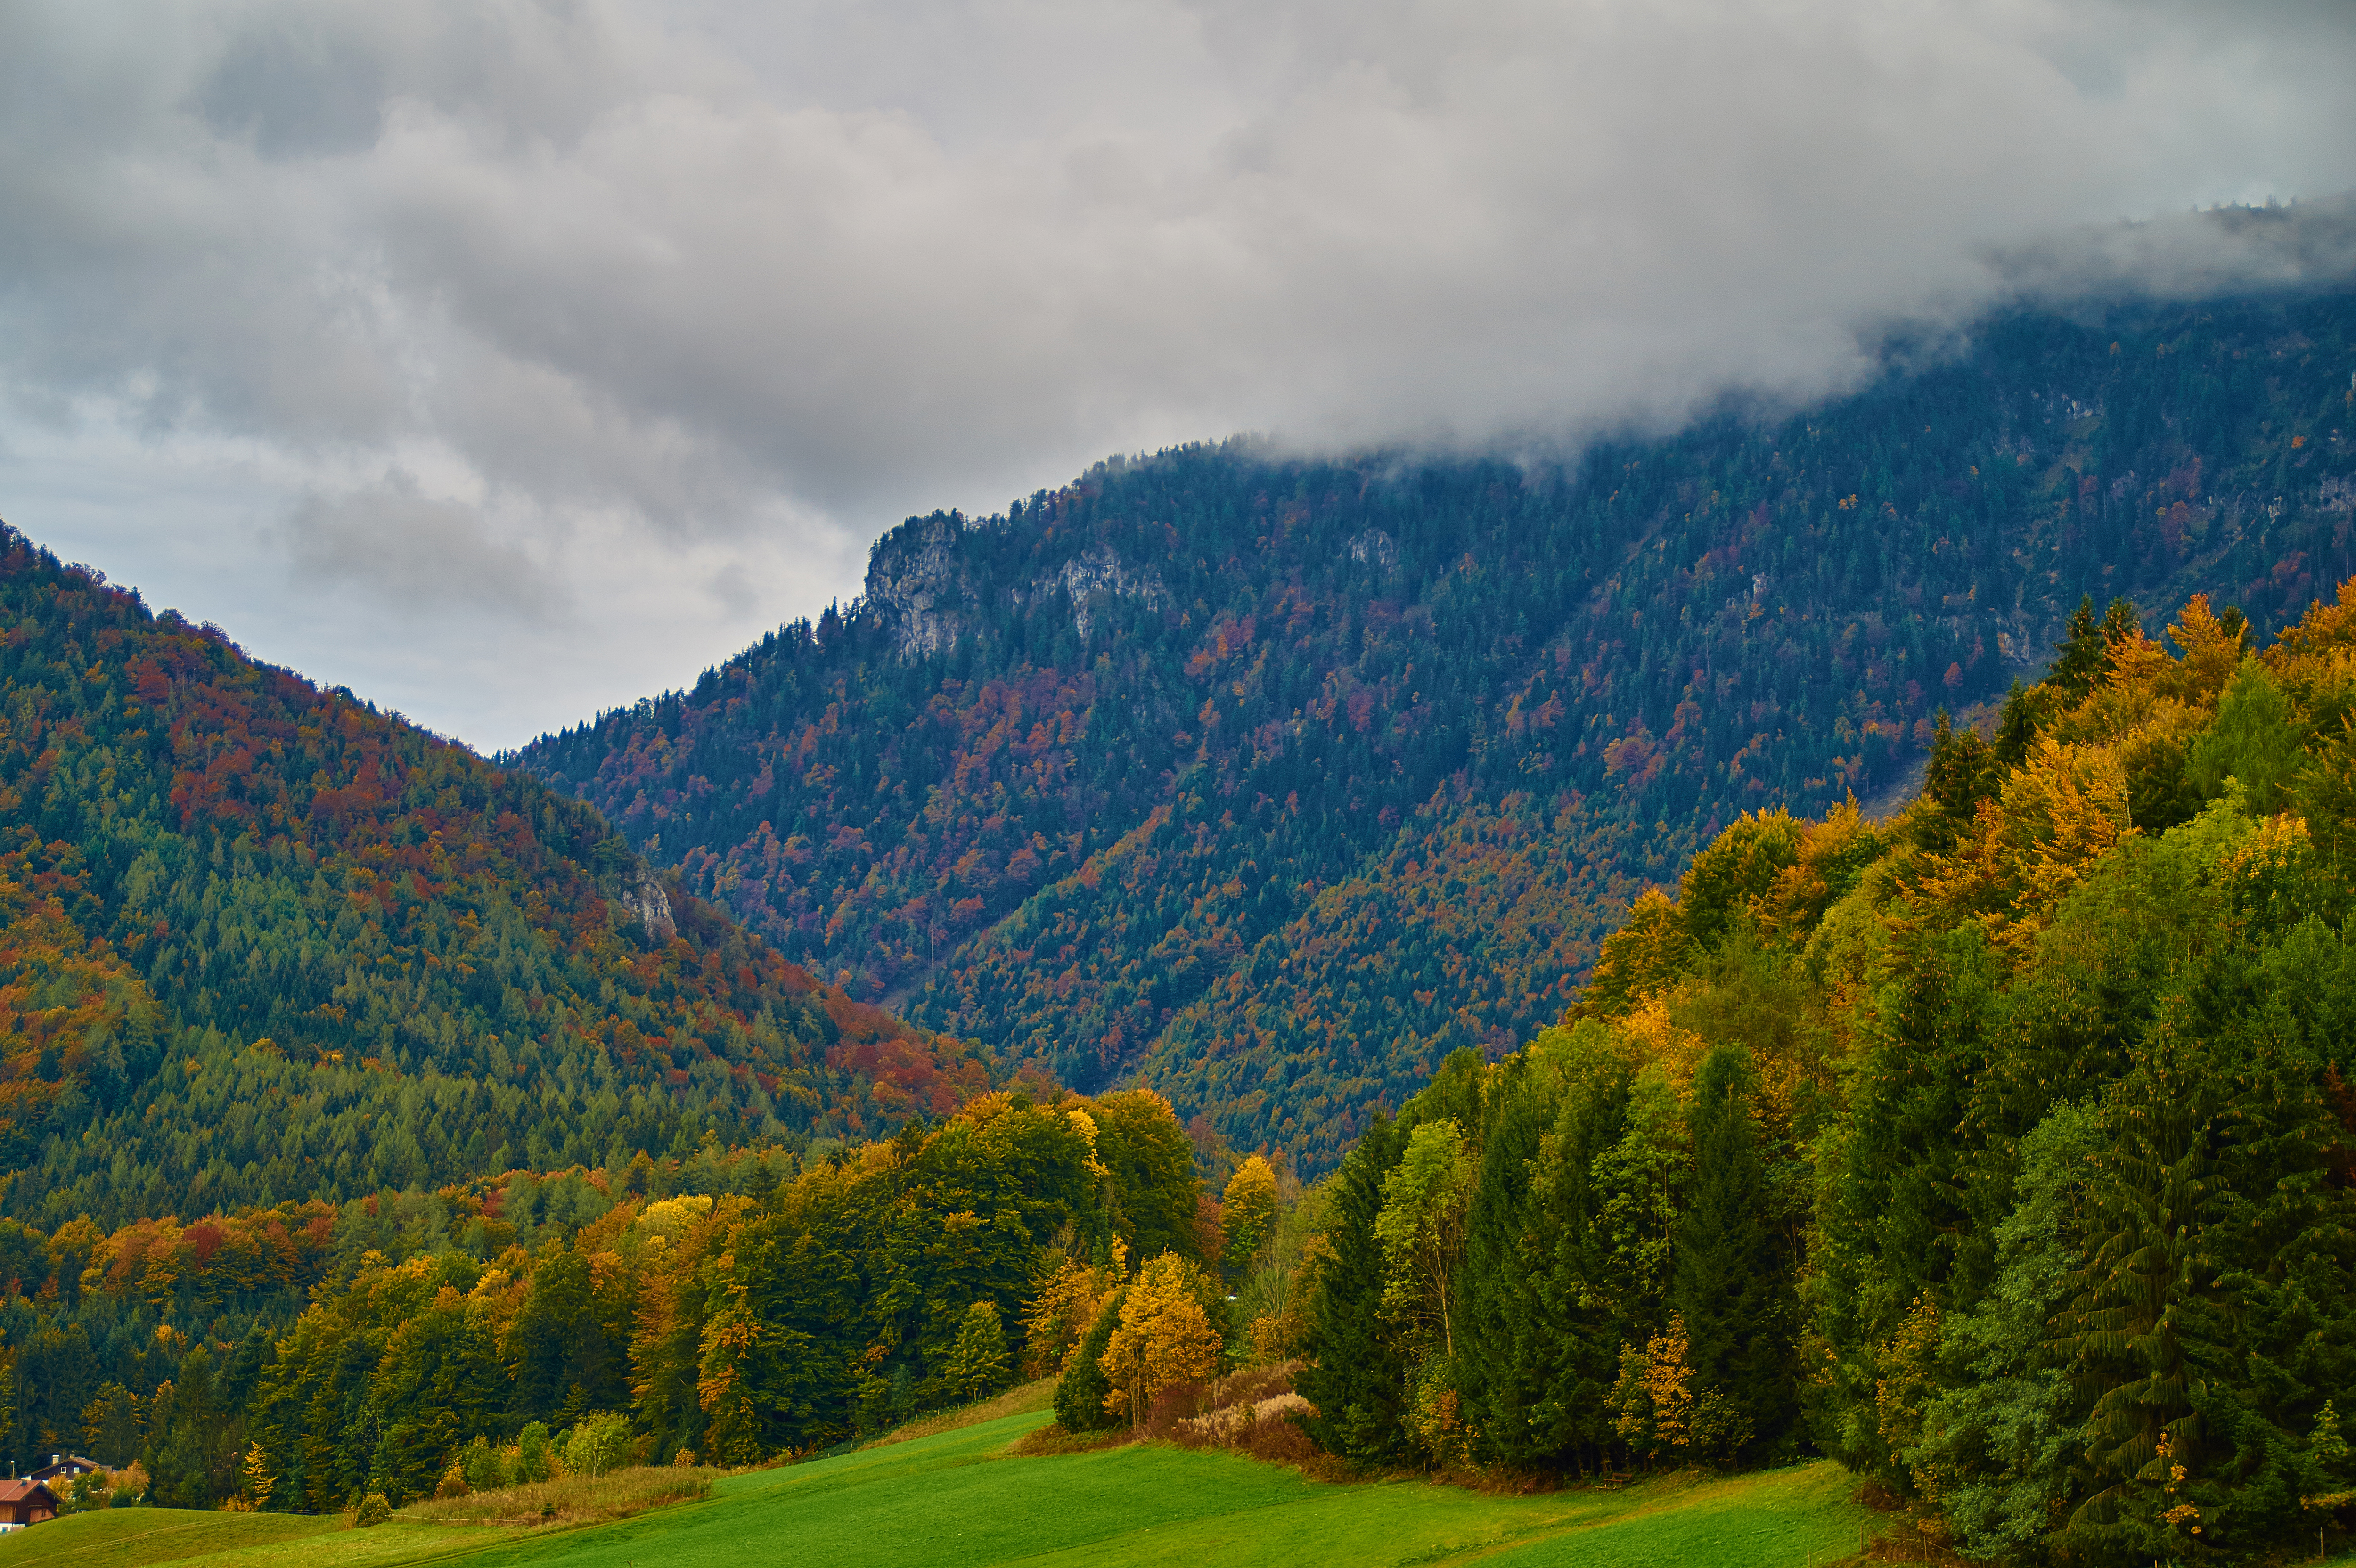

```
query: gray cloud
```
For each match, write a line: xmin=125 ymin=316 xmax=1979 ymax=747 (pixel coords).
xmin=279 ymin=474 xmax=564 ymax=617
xmin=0 ymin=0 xmax=2351 ymax=747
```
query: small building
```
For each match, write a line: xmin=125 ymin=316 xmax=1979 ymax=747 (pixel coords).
xmin=28 ymin=1455 xmax=98 ymax=1486
xmin=0 ymin=1479 xmax=57 ymax=1531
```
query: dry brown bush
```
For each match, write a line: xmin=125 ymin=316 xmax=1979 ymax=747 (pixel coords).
xmin=1145 ymin=1360 xmax=1320 ymax=1472
xmin=1008 ymin=1423 xmax=1131 ymax=1457
xmin=397 ymin=1464 xmax=718 ymax=1530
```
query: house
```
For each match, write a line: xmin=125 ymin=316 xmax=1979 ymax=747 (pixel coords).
xmin=0 ymin=1479 xmax=57 ymax=1531
xmin=28 ymin=1455 xmax=98 ymax=1486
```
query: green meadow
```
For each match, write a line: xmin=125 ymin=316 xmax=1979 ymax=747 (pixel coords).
xmin=0 ymin=1413 xmax=1882 ymax=1568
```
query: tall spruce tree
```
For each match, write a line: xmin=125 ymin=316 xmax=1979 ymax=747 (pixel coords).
xmin=1671 ymin=1044 xmax=1795 ymax=1464
xmin=1300 ymin=1112 xmax=1411 ymax=1464
xmin=1530 ymin=1053 xmax=1640 ymax=1469
xmin=2056 ymin=942 xmax=2356 ymax=1562
xmin=1455 ymin=1052 xmax=1555 ymax=1465
xmin=2051 ymin=595 xmax=2106 ymax=697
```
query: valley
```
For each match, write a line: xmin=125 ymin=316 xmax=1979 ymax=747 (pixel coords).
xmin=0 ymin=274 xmax=2348 ymax=1565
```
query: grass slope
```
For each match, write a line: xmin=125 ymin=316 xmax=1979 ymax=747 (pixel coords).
xmin=0 ymin=1510 xmax=330 ymax=1567
xmin=0 ymin=1417 xmax=1876 ymax=1568
xmin=458 ymin=1415 xmax=1871 ymax=1568
xmin=0 ymin=1508 xmax=524 ymax=1568
xmin=866 ymin=1376 xmax=1060 ymax=1449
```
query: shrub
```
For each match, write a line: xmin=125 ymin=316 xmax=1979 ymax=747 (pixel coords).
xmin=397 ymin=1465 xmax=715 ymax=1530
xmin=355 ymin=1493 xmax=392 ymax=1527
xmin=1162 ymin=1363 xmax=1319 ymax=1470
xmin=515 ymin=1422 xmax=556 ymax=1484
xmin=563 ymin=1413 xmax=633 ymax=1479
xmin=460 ymin=1436 xmax=510 ymax=1493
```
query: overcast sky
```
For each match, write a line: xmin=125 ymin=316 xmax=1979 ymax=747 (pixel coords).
xmin=2 ymin=0 xmax=2352 ymax=750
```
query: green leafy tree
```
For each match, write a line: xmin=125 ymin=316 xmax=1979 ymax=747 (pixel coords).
xmin=562 ymin=1413 xmax=633 ymax=1478
xmin=944 ymin=1301 xmax=1012 ymax=1404
xmin=2188 ymin=657 xmax=2304 ymax=812
xmin=515 ymin=1422 xmax=555 ymax=1484
xmin=1374 ymin=1120 xmax=1477 ymax=1363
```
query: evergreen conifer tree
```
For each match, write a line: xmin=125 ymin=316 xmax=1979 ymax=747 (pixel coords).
xmin=1531 ymin=1055 xmax=1641 ymax=1468
xmin=1299 ymin=1112 xmax=1410 ymax=1464
xmin=1671 ymin=1044 xmax=1793 ymax=1463
xmin=1052 ymin=1291 xmax=1124 ymax=1433
xmin=2051 ymin=596 xmax=2105 ymax=697
xmin=1994 ymin=680 xmax=2040 ymax=770
xmin=1455 ymin=1053 xmax=1556 ymax=1464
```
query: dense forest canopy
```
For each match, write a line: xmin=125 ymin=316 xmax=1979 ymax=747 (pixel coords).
xmin=0 ymin=528 xmax=996 ymax=1229
xmin=517 ymin=286 xmax=2356 ymax=1172
xmin=1299 ymin=583 xmax=2356 ymax=1564
xmin=0 ymin=1086 xmax=1210 ymax=1510
xmin=16 ymin=580 xmax=2356 ymax=1565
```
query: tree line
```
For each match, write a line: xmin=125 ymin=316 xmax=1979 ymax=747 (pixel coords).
xmin=1296 ymin=586 xmax=2356 ymax=1564
xmin=0 ymin=1088 xmax=1239 ymax=1508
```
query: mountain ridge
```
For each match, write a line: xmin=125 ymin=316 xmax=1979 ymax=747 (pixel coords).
xmin=0 ymin=530 xmax=996 ymax=1227
xmin=518 ymin=286 xmax=2356 ymax=1170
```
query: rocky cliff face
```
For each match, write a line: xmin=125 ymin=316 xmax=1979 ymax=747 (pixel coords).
xmin=864 ymin=513 xmax=974 ymax=658
xmin=865 ymin=513 xmax=1164 ymax=654
xmin=1025 ymin=543 xmax=1163 ymax=637
xmin=621 ymin=862 xmax=677 ymax=944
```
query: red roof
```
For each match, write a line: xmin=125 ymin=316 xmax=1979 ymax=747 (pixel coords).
xmin=0 ymin=1480 xmax=56 ymax=1504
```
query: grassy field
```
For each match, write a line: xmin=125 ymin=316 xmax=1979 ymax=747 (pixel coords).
xmin=0 ymin=1508 xmax=489 ymax=1568
xmin=0 ymin=1413 xmax=1879 ymax=1568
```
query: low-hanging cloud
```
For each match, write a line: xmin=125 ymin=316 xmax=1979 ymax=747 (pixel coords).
xmin=0 ymin=0 xmax=2351 ymax=747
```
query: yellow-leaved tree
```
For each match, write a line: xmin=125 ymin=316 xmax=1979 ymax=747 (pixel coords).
xmin=226 ymin=1444 xmax=272 ymax=1512
xmin=1021 ymin=1238 xmax=1127 ymax=1378
xmin=1220 ymin=1155 xmax=1279 ymax=1280
xmin=1100 ymin=1254 xmax=1219 ymax=1429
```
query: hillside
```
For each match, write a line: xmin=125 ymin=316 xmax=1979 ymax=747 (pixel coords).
xmin=1296 ymin=584 xmax=2356 ymax=1562
xmin=515 ymin=285 xmax=2356 ymax=1169
xmin=0 ymin=528 xmax=993 ymax=1228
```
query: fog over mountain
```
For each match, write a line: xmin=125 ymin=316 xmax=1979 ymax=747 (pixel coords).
xmin=1 ymin=0 xmax=2351 ymax=746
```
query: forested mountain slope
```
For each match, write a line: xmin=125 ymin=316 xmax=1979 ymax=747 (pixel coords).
xmin=517 ymin=286 xmax=2356 ymax=1170
xmin=1298 ymin=586 xmax=2356 ymax=1564
xmin=0 ymin=530 xmax=992 ymax=1227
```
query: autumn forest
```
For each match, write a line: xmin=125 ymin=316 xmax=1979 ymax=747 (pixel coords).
xmin=0 ymin=275 xmax=2350 ymax=1565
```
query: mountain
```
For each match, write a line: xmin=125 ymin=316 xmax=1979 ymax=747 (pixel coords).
xmin=0 ymin=529 xmax=995 ymax=1228
xmin=514 ymin=285 xmax=2356 ymax=1172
